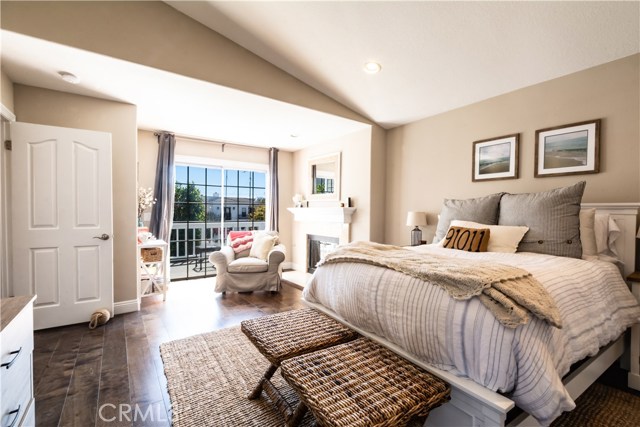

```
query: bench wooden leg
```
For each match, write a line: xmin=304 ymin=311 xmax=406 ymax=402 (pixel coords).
xmin=286 ymin=402 xmax=309 ymax=427
xmin=248 ymin=363 xmax=278 ymax=399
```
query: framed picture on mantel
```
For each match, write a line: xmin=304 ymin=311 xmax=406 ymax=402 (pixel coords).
xmin=472 ymin=134 xmax=519 ymax=182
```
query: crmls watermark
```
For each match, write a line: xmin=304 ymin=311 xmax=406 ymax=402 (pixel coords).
xmin=98 ymin=403 xmax=169 ymax=423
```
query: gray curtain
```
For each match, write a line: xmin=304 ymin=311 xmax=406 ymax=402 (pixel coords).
xmin=269 ymin=147 xmax=279 ymax=231
xmin=149 ymin=132 xmax=176 ymax=243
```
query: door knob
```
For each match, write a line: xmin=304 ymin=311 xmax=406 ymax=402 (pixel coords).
xmin=93 ymin=233 xmax=110 ymax=241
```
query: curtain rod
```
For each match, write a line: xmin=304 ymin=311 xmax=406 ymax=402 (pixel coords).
xmin=153 ymin=131 xmax=271 ymax=153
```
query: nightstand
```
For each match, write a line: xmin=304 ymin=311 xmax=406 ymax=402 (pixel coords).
xmin=138 ymin=240 xmax=169 ymax=301
xmin=628 ymin=272 xmax=640 ymax=390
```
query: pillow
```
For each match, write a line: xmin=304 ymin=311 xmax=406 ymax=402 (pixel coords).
xmin=229 ymin=231 xmax=253 ymax=254
xmin=443 ymin=226 xmax=491 ymax=252
xmin=249 ymin=232 xmax=277 ymax=260
xmin=580 ymin=208 xmax=598 ymax=260
xmin=498 ymin=181 xmax=586 ymax=258
xmin=594 ymin=214 xmax=621 ymax=261
xmin=443 ymin=220 xmax=529 ymax=253
xmin=433 ymin=192 xmax=503 ymax=242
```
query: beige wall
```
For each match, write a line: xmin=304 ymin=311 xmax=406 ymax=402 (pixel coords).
xmin=290 ymin=127 xmax=374 ymax=270
xmin=14 ymin=85 xmax=138 ymax=304
xmin=369 ymin=125 xmax=387 ymax=243
xmin=137 ymin=130 xmax=294 ymax=259
xmin=385 ymin=54 xmax=640 ymax=246
xmin=1 ymin=69 xmax=14 ymax=112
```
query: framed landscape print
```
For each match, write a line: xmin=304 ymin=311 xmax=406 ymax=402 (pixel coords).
xmin=472 ymin=134 xmax=519 ymax=182
xmin=535 ymin=119 xmax=600 ymax=177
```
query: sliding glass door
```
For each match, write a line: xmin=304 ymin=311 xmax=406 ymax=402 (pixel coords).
xmin=170 ymin=165 xmax=266 ymax=281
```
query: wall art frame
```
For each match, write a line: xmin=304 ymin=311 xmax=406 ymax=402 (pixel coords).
xmin=472 ymin=134 xmax=519 ymax=182
xmin=535 ymin=119 xmax=600 ymax=177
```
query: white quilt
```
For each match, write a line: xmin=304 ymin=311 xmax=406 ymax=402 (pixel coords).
xmin=302 ymin=246 xmax=640 ymax=425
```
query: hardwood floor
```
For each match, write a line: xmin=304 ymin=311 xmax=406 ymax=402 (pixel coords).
xmin=33 ymin=278 xmax=637 ymax=426
xmin=32 ymin=279 xmax=305 ymax=427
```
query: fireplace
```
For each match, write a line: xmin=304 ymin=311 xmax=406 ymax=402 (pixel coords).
xmin=307 ymin=234 xmax=340 ymax=273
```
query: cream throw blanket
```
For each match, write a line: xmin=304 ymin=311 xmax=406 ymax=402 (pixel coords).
xmin=317 ymin=241 xmax=562 ymax=329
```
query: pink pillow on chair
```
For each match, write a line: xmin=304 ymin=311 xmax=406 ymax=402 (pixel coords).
xmin=229 ymin=231 xmax=253 ymax=253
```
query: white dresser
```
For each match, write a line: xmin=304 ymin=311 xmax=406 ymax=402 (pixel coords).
xmin=0 ymin=296 xmax=35 ymax=427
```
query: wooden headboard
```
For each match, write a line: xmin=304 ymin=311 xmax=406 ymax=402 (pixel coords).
xmin=582 ymin=203 xmax=640 ymax=277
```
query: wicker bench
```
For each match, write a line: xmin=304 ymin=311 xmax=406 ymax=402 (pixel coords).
xmin=280 ymin=337 xmax=451 ymax=427
xmin=241 ymin=308 xmax=359 ymax=423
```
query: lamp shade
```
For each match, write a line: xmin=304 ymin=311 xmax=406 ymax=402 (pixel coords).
xmin=406 ymin=211 xmax=427 ymax=227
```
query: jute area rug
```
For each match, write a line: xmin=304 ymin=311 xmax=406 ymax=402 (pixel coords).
xmin=160 ymin=326 xmax=314 ymax=427
xmin=161 ymin=327 xmax=640 ymax=427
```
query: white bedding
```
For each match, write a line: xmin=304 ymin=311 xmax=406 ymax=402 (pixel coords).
xmin=302 ymin=245 xmax=640 ymax=425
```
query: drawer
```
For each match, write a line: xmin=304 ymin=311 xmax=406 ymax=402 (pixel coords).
xmin=1 ymin=343 xmax=33 ymax=404
xmin=0 ymin=304 xmax=34 ymax=358
xmin=0 ymin=301 xmax=34 ymax=427
xmin=0 ymin=375 xmax=29 ymax=427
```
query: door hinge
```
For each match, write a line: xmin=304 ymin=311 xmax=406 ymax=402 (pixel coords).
xmin=4 ymin=140 xmax=11 ymax=150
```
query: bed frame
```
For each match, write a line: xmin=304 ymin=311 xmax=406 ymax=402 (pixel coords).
xmin=304 ymin=203 xmax=640 ymax=427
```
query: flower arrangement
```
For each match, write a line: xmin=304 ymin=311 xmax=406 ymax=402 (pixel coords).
xmin=137 ymin=187 xmax=156 ymax=223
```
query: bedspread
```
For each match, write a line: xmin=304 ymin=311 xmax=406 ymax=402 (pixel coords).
xmin=302 ymin=246 xmax=640 ymax=425
xmin=318 ymin=241 xmax=562 ymax=328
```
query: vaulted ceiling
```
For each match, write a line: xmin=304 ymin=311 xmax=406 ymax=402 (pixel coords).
xmin=2 ymin=1 xmax=638 ymax=150
xmin=169 ymin=1 xmax=639 ymax=128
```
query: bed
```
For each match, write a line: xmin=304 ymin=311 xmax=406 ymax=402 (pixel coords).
xmin=302 ymin=189 xmax=640 ymax=427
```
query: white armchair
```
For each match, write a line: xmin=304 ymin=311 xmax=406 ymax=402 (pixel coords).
xmin=209 ymin=231 xmax=286 ymax=294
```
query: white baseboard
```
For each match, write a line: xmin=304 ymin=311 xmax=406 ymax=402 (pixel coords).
xmin=113 ymin=299 xmax=140 ymax=315
xmin=282 ymin=261 xmax=294 ymax=270
xmin=288 ymin=263 xmax=306 ymax=272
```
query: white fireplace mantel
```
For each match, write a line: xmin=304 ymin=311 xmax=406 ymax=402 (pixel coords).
xmin=287 ymin=207 xmax=357 ymax=224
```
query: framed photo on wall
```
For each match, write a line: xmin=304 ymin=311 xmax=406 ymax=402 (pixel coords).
xmin=535 ymin=119 xmax=600 ymax=177
xmin=472 ymin=134 xmax=519 ymax=182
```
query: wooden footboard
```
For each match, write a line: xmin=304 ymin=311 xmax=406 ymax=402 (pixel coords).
xmin=509 ymin=336 xmax=624 ymax=427
xmin=304 ymin=300 xmax=515 ymax=426
xmin=305 ymin=300 xmax=627 ymax=427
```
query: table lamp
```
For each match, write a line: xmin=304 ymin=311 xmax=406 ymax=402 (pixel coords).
xmin=406 ymin=211 xmax=427 ymax=246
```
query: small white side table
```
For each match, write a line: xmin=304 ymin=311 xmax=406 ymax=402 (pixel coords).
xmin=628 ymin=271 xmax=640 ymax=390
xmin=138 ymin=239 xmax=169 ymax=301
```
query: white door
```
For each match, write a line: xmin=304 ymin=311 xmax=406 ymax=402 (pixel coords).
xmin=11 ymin=122 xmax=113 ymax=330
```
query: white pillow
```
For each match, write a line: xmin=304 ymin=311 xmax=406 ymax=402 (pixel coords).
xmin=580 ymin=209 xmax=598 ymax=260
xmin=594 ymin=214 xmax=621 ymax=262
xmin=249 ymin=232 xmax=276 ymax=260
xmin=439 ymin=220 xmax=529 ymax=253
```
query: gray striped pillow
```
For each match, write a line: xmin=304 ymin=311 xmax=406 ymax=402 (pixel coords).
xmin=433 ymin=193 xmax=503 ymax=242
xmin=498 ymin=181 xmax=586 ymax=258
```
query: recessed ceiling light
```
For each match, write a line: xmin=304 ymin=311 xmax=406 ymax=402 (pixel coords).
xmin=58 ymin=71 xmax=80 ymax=84
xmin=363 ymin=62 xmax=382 ymax=74
xmin=290 ymin=133 xmax=299 ymax=138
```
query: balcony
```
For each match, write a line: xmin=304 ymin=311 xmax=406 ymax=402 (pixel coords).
xmin=169 ymin=220 xmax=265 ymax=280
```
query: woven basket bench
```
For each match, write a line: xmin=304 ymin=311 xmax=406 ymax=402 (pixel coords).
xmin=241 ymin=308 xmax=359 ymax=423
xmin=280 ymin=337 xmax=451 ymax=427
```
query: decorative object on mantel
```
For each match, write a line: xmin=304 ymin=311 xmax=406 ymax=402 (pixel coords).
xmin=292 ymin=193 xmax=305 ymax=208
xmin=406 ymin=211 xmax=427 ymax=246
xmin=535 ymin=119 xmax=600 ymax=177
xmin=137 ymin=187 xmax=156 ymax=226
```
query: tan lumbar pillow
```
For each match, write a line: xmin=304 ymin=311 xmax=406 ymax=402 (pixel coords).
xmin=443 ymin=226 xmax=491 ymax=252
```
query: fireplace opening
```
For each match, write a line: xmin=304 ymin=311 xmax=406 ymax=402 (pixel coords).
xmin=307 ymin=234 xmax=340 ymax=274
